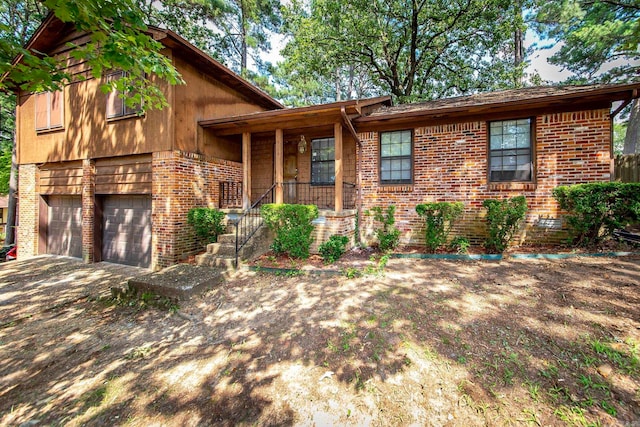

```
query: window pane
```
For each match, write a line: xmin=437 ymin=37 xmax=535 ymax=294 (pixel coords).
xmin=107 ymin=91 xmax=123 ymax=118
xmin=380 ymin=131 xmax=412 ymax=183
xmin=401 ymin=169 xmax=411 ymax=181
xmin=489 ymin=118 xmax=533 ymax=182
xmin=401 ymin=141 xmax=411 ymax=156
xmin=490 ymin=135 xmax=503 ymax=149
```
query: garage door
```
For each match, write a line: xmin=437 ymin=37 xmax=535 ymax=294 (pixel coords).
xmin=47 ymin=195 xmax=82 ymax=258
xmin=102 ymin=195 xmax=151 ymax=268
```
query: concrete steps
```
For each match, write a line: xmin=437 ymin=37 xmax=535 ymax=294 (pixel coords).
xmin=195 ymin=224 xmax=273 ymax=270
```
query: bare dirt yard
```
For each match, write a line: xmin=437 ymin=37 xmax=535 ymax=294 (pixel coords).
xmin=1 ymin=254 xmax=639 ymax=426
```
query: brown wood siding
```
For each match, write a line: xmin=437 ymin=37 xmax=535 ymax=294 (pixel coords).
xmin=17 ymin=41 xmax=174 ymax=165
xmin=173 ymin=55 xmax=269 ymax=157
xmin=251 ymin=137 xmax=274 ymax=198
xmin=95 ymin=155 xmax=152 ymax=194
xmin=39 ymin=161 xmax=83 ymax=195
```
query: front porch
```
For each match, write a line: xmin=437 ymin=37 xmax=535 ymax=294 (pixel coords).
xmin=200 ymin=98 xmax=391 ymax=215
xmin=219 ymin=180 xmax=357 ymax=210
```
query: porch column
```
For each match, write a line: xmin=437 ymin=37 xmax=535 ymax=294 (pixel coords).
xmin=334 ymin=122 xmax=343 ymax=212
xmin=242 ymin=132 xmax=251 ymax=210
xmin=275 ymin=128 xmax=284 ymax=204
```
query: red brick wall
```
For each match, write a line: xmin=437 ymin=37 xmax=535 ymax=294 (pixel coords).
xmin=82 ymin=159 xmax=95 ymax=263
xmin=310 ymin=210 xmax=356 ymax=254
xmin=17 ymin=164 xmax=39 ymax=258
xmin=152 ymin=150 xmax=242 ymax=269
xmin=358 ymin=109 xmax=612 ymax=247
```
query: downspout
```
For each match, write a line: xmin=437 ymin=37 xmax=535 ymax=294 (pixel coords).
xmin=609 ymin=89 xmax=638 ymax=181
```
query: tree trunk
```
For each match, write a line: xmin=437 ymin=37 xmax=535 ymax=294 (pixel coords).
xmin=5 ymin=135 xmax=17 ymax=246
xmin=240 ymin=0 xmax=248 ymax=73
xmin=513 ymin=1 xmax=524 ymax=87
xmin=335 ymin=68 xmax=341 ymax=101
xmin=623 ymin=99 xmax=640 ymax=154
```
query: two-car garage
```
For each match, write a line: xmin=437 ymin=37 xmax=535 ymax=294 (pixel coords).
xmin=39 ymin=156 xmax=152 ymax=268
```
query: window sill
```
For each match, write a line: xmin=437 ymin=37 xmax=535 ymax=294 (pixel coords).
xmin=107 ymin=113 xmax=144 ymax=123
xmin=379 ymin=184 xmax=413 ymax=193
xmin=488 ymin=182 xmax=537 ymax=191
xmin=36 ymin=126 xmax=64 ymax=135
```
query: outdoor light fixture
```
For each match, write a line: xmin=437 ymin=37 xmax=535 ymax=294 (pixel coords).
xmin=298 ymin=135 xmax=307 ymax=154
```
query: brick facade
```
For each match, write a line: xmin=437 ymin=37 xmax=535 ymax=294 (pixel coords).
xmin=17 ymin=164 xmax=39 ymax=258
xmin=81 ymin=159 xmax=95 ymax=263
xmin=358 ymin=108 xmax=612 ymax=247
xmin=310 ymin=209 xmax=356 ymax=254
xmin=152 ymin=150 xmax=242 ymax=269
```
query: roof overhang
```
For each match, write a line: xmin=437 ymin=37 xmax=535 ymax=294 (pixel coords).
xmin=355 ymin=83 xmax=640 ymax=130
xmin=3 ymin=14 xmax=284 ymax=111
xmin=198 ymin=96 xmax=392 ymax=136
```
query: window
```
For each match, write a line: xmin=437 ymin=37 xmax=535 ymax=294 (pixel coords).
xmin=311 ymin=137 xmax=335 ymax=184
xmin=106 ymin=71 xmax=141 ymax=119
xmin=380 ymin=130 xmax=412 ymax=184
xmin=35 ymin=90 xmax=63 ymax=131
xmin=489 ymin=119 xmax=533 ymax=182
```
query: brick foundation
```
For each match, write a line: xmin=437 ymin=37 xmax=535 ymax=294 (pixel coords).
xmin=358 ymin=109 xmax=612 ymax=247
xmin=152 ymin=150 xmax=242 ymax=269
xmin=310 ymin=209 xmax=357 ymax=254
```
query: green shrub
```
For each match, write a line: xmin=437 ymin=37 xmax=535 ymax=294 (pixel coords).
xmin=483 ymin=196 xmax=528 ymax=253
xmin=450 ymin=236 xmax=470 ymax=254
xmin=261 ymin=203 xmax=319 ymax=259
xmin=319 ymin=235 xmax=350 ymax=264
xmin=553 ymin=182 xmax=640 ymax=245
xmin=369 ymin=205 xmax=401 ymax=252
xmin=187 ymin=207 xmax=226 ymax=245
xmin=415 ymin=202 xmax=464 ymax=252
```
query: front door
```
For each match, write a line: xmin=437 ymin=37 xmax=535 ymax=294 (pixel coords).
xmin=283 ymin=143 xmax=298 ymax=204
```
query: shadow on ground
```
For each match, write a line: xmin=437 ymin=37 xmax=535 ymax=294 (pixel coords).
xmin=1 ymin=255 xmax=639 ymax=425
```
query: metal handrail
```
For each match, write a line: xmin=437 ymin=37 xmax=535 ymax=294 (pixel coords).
xmin=234 ymin=184 xmax=276 ymax=267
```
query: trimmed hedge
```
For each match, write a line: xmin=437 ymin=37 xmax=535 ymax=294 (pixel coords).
xmin=416 ymin=201 xmax=464 ymax=252
xmin=319 ymin=235 xmax=350 ymax=264
xmin=553 ymin=182 xmax=640 ymax=245
xmin=261 ymin=203 xmax=319 ymax=259
xmin=483 ymin=196 xmax=528 ymax=253
xmin=187 ymin=207 xmax=226 ymax=245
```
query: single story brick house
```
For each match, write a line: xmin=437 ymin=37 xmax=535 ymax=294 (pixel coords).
xmin=11 ymin=16 xmax=640 ymax=269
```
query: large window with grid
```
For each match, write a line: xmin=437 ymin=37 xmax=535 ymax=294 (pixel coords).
xmin=35 ymin=90 xmax=63 ymax=131
xmin=311 ymin=137 xmax=335 ymax=184
xmin=106 ymin=71 xmax=142 ymax=119
xmin=380 ymin=130 xmax=412 ymax=184
xmin=489 ymin=119 xmax=533 ymax=182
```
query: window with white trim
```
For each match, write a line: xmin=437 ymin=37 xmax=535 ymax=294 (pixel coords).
xmin=380 ymin=130 xmax=412 ymax=184
xmin=489 ymin=118 xmax=533 ymax=182
xmin=35 ymin=90 xmax=63 ymax=131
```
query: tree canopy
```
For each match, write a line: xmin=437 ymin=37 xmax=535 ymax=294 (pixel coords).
xmin=1 ymin=0 xmax=184 ymax=111
xmin=277 ymin=0 xmax=528 ymax=103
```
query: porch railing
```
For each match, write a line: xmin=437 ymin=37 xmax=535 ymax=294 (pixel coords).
xmin=234 ymin=184 xmax=275 ymax=267
xmin=219 ymin=181 xmax=242 ymax=209
xmin=281 ymin=182 xmax=356 ymax=210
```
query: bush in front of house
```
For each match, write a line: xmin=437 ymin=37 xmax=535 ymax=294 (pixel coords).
xmin=369 ymin=205 xmax=401 ymax=252
xmin=261 ymin=203 xmax=319 ymax=259
xmin=187 ymin=207 xmax=226 ymax=244
xmin=483 ymin=196 xmax=528 ymax=253
xmin=416 ymin=201 xmax=464 ymax=252
xmin=319 ymin=234 xmax=350 ymax=264
xmin=553 ymin=182 xmax=640 ymax=245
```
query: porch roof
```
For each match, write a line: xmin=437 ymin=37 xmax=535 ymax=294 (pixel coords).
xmin=355 ymin=83 xmax=640 ymax=129
xmin=198 ymin=96 xmax=392 ymax=136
